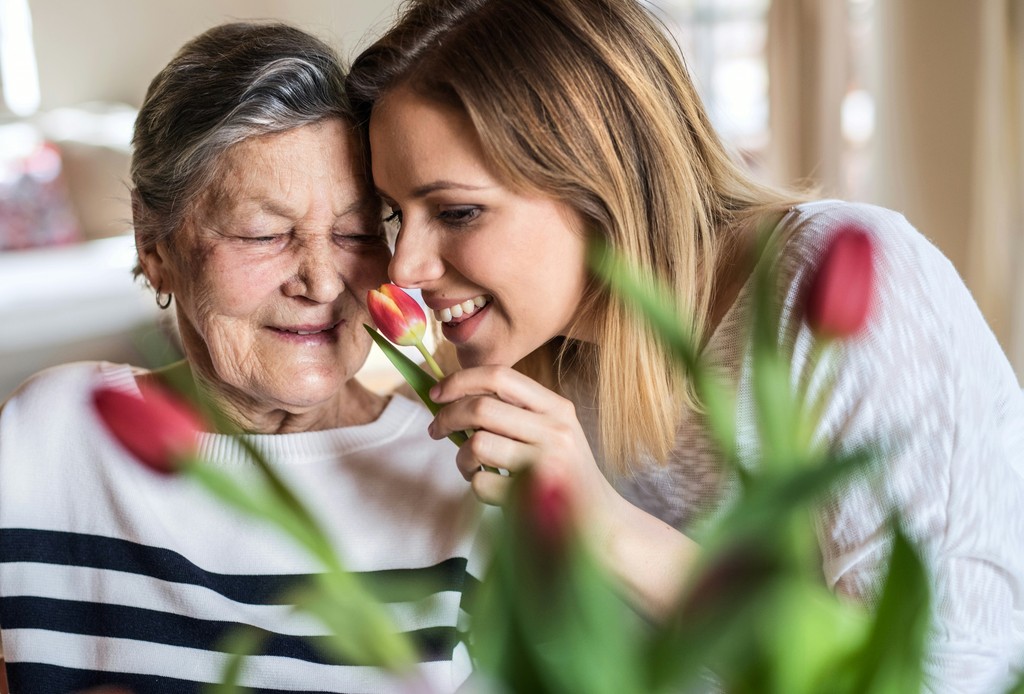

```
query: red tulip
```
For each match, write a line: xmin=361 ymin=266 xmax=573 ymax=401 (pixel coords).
xmin=367 ymin=283 xmax=427 ymax=347
xmin=92 ymin=383 xmax=205 ymax=474
xmin=806 ymin=225 xmax=875 ymax=339
xmin=521 ymin=471 xmax=574 ymax=561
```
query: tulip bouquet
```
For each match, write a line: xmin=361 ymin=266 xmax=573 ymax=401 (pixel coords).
xmin=450 ymin=226 xmax=915 ymax=694
xmin=362 ymin=224 xmax=1019 ymax=694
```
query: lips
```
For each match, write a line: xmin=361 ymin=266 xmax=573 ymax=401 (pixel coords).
xmin=272 ymin=319 xmax=342 ymax=336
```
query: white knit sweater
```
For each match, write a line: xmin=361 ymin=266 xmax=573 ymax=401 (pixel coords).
xmin=573 ymin=200 xmax=1024 ymax=693
xmin=0 ymin=361 xmax=492 ymax=693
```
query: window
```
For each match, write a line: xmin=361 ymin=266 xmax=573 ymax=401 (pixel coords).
xmin=648 ymin=0 xmax=877 ymax=199
xmin=647 ymin=0 xmax=771 ymax=176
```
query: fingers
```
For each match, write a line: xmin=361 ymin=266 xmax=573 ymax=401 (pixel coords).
xmin=470 ymin=466 xmax=513 ymax=506
xmin=430 ymin=394 xmax=556 ymax=447
xmin=428 ymin=365 xmax=595 ymax=511
xmin=453 ymin=430 xmax=536 ymax=480
xmin=429 ymin=365 xmax=563 ymax=412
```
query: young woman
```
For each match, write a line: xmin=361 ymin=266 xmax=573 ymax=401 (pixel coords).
xmin=346 ymin=0 xmax=1024 ymax=690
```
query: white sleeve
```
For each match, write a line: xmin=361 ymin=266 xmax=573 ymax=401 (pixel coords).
xmin=782 ymin=203 xmax=1024 ymax=694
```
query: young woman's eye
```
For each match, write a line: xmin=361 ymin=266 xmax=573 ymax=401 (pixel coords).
xmin=438 ymin=206 xmax=481 ymax=226
xmin=383 ymin=208 xmax=402 ymax=225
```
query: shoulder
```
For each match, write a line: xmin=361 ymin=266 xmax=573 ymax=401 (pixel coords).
xmin=777 ymin=200 xmax=952 ymax=282
xmin=771 ymin=200 xmax=978 ymax=342
xmin=2 ymin=361 xmax=140 ymax=417
xmin=773 ymin=201 xmax=1022 ymax=452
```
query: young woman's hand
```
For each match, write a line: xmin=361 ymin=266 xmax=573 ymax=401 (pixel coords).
xmin=427 ymin=365 xmax=701 ymax=619
xmin=427 ymin=366 xmax=618 ymax=514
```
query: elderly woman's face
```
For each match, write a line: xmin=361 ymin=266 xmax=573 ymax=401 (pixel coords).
xmin=150 ymin=119 xmax=388 ymax=415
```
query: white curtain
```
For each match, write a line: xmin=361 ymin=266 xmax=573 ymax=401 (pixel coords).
xmin=768 ymin=0 xmax=1024 ymax=381
xmin=766 ymin=0 xmax=847 ymax=196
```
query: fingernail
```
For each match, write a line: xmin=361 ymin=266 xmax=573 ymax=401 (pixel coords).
xmin=429 ymin=385 xmax=440 ymax=400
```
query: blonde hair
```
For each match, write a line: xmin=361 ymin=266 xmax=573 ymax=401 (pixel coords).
xmin=348 ymin=0 xmax=804 ymax=473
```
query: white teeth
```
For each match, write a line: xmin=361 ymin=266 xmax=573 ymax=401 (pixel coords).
xmin=434 ymin=295 xmax=491 ymax=323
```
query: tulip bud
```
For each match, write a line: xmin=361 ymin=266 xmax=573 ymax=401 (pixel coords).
xmin=515 ymin=470 xmax=574 ymax=570
xmin=806 ymin=226 xmax=875 ymax=339
xmin=531 ymin=475 xmax=573 ymax=551
xmin=367 ymin=284 xmax=427 ymax=347
xmin=92 ymin=383 xmax=205 ymax=474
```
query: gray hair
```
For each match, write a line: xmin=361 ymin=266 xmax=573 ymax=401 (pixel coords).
xmin=130 ymin=21 xmax=350 ymax=279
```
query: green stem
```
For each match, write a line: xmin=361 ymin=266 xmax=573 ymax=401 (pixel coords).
xmin=416 ymin=342 xmax=446 ymax=381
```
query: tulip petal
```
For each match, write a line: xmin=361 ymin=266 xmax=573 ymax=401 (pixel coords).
xmin=806 ymin=226 xmax=875 ymax=339
xmin=367 ymin=284 xmax=427 ymax=346
xmin=93 ymin=383 xmax=205 ymax=474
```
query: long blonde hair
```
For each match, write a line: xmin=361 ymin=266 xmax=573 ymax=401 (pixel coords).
xmin=348 ymin=0 xmax=804 ymax=473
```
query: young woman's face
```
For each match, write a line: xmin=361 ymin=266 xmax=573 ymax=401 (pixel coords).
xmin=145 ymin=119 xmax=389 ymax=416
xmin=369 ymin=87 xmax=592 ymax=368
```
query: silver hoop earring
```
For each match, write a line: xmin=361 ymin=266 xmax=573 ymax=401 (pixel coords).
xmin=156 ymin=292 xmax=172 ymax=309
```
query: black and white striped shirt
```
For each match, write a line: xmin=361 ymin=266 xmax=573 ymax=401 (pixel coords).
xmin=0 ymin=362 xmax=492 ymax=693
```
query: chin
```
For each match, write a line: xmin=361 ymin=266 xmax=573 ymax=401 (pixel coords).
xmin=455 ymin=344 xmax=520 ymax=369
xmin=277 ymin=371 xmax=346 ymax=404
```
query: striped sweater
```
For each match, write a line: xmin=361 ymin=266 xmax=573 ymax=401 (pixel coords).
xmin=0 ymin=361 xmax=492 ymax=693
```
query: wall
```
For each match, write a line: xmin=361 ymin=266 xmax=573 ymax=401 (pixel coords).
xmin=28 ymin=0 xmax=401 ymax=111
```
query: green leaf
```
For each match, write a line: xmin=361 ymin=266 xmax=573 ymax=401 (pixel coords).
xmin=710 ymin=446 xmax=876 ymax=549
xmin=365 ymin=325 xmax=467 ymax=447
xmin=847 ymin=523 xmax=930 ymax=694
xmin=751 ymin=346 xmax=800 ymax=471
xmin=289 ymin=576 xmax=418 ymax=673
xmin=471 ymin=474 xmax=647 ymax=694
xmin=1004 ymin=671 xmax=1024 ymax=694
xmin=587 ymin=239 xmax=699 ymax=372
xmin=184 ymin=460 xmax=336 ymax=570
xmin=206 ymin=627 xmax=266 ymax=694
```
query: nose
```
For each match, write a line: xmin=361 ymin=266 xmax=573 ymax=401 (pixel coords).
xmin=283 ymin=239 xmax=345 ymax=303
xmin=388 ymin=223 xmax=444 ymax=289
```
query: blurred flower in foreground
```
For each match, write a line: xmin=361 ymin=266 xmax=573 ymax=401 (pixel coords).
xmin=522 ymin=471 xmax=574 ymax=562
xmin=367 ymin=283 xmax=444 ymax=380
xmin=92 ymin=383 xmax=204 ymax=474
xmin=806 ymin=226 xmax=875 ymax=339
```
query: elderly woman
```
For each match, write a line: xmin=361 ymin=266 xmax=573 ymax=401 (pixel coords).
xmin=0 ymin=22 xmax=488 ymax=693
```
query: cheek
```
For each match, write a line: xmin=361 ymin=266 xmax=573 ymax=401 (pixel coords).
xmin=345 ymin=247 xmax=392 ymax=294
xmin=176 ymin=260 xmax=275 ymax=332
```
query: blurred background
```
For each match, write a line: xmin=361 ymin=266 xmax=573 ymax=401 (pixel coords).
xmin=1 ymin=0 xmax=1022 ymax=400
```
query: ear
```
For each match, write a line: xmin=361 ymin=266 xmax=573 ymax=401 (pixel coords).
xmin=132 ymin=190 xmax=174 ymax=293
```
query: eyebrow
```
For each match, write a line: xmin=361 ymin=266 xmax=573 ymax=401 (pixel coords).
xmin=376 ymin=180 xmax=496 ymax=200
